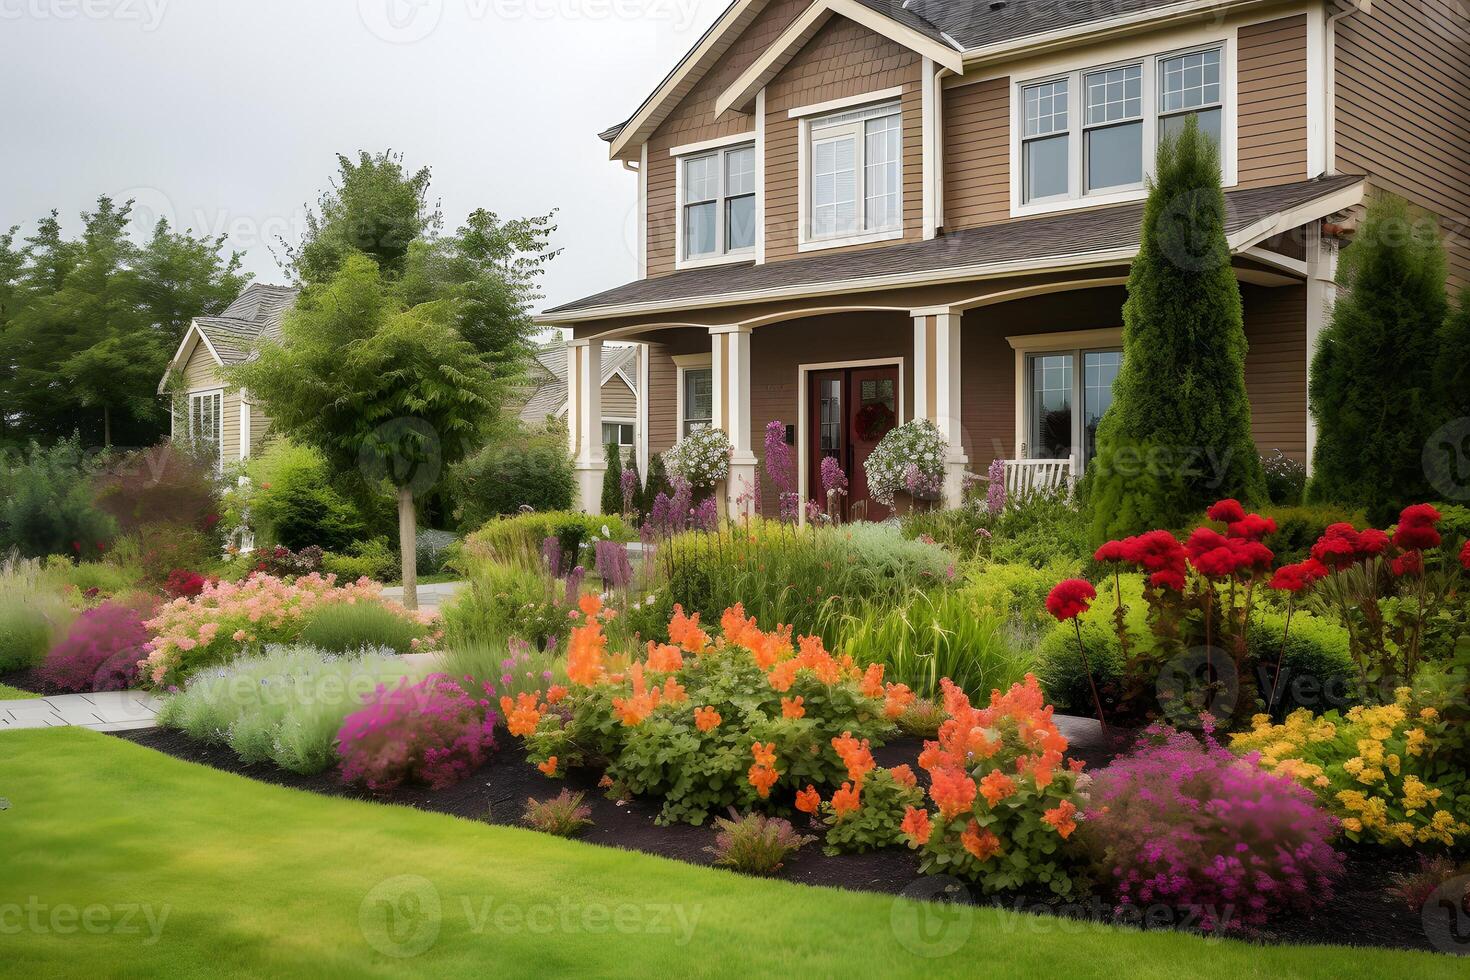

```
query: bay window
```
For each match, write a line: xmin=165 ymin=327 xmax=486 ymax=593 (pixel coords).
xmin=680 ymin=142 xmax=755 ymax=263
xmin=805 ymin=100 xmax=901 ymax=245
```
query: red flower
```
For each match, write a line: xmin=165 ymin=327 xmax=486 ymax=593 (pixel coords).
xmin=1227 ymin=513 xmax=1277 ymax=541
xmin=1046 ymin=579 xmax=1097 ymax=621
xmin=1207 ymin=499 xmax=1247 ymax=523
xmin=1393 ymin=504 xmax=1442 ymax=551
xmin=1125 ymin=530 xmax=1188 ymax=579
xmin=1269 ymin=560 xmax=1325 ymax=594
xmin=1399 ymin=503 xmax=1443 ymax=526
xmin=1093 ymin=538 xmax=1132 ymax=563
xmin=1149 ymin=569 xmax=1187 ymax=591
xmin=1391 ymin=551 xmax=1423 ymax=577
xmin=1226 ymin=538 xmax=1274 ymax=574
xmin=1461 ymin=540 xmax=1470 ymax=572
xmin=1357 ymin=528 xmax=1390 ymax=557
xmin=1311 ymin=523 xmax=1365 ymax=570
xmin=71 ymin=540 xmax=81 ymax=553
xmin=1187 ymin=528 xmax=1242 ymax=578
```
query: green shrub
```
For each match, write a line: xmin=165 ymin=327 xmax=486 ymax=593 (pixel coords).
xmin=835 ymin=589 xmax=1030 ymax=700
xmin=901 ymin=507 xmax=991 ymax=560
xmin=1261 ymin=449 xmax=1306 ymax=506
xmin=642 ymin=453 xmax=671 ymax=512
xmin=988 ymin=492 xmax=1090 ymax=569
xmin=706 ymin=812 xmax=816 ymax=874
xmin=41 ymin=558 xmax=141 ymax=598
xmin=242 ymin=441 xmax=367 ymax=551
xmin=456 ymin=511 xmax=630 ymax=575
xmin=322 ymin=538 xmax=397 ymax=582
xmin=0 ymin=437 xmax=116 ymax=560
xmin=451 ymin=433 xmax=574 ymax=529
xmin=964 ymin=560 xmax=1081 ymax=632
xmin=1255 ymin=504 xmax=1367 ymax=565
xmin=106 ymin=522 xmax=220 ymax=585
xmin=440 ymin=558 xmax=566 ymax=650
xmin=441 ymin=635 xmax=565 ymax=699
xmin=298 ymin=601 xmax=428 ymax=654
xmin=601 ymin=442 xmax=623 ymax=516
xmin=415 ymin=529 xmax=458 ymax=577
xmin=157 ymin=645 xmax=419 ymax=774
xmin=0 ymin=598 xmax=63 ymax=673
xmin=521 ymin=790 xmax=593 ymax=838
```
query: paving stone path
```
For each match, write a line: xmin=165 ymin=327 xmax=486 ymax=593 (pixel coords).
xmin=0 ymin=690 xmax=162 ymax=732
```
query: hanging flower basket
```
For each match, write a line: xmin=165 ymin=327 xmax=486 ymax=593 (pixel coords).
xmin=864 ymin=418 xmax=945 ymax=508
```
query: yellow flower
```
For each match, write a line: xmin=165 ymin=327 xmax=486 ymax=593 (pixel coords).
xmin=1336 ymin=790 xmax=1368 ymax=812
xmin=1386 ymin=753 xmax=1401 ymax=777
xmin=1399 ymin=775 xmax=1439 ymax=812
xmin=1404 ymin=728 xmax=1427 ymax=757
xmin=1389 ymin=822 xmax=1416 ymax=846
xmin=1419 ymin=707 xmax=1439 ymax=721
xmin=1341 ymin=817 xmax=1363 ymax=833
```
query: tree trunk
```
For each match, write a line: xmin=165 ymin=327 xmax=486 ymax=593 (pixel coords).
xmin=103 ymin=405 xmax=111 ymax=449
xmin=397 ymin=485 xmax=418 ymax=611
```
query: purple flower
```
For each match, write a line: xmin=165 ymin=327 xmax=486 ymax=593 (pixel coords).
xmin=819 ymin=455 xmax=848 ymax=498
xmin=620 ymin=468 xmax=638 ymax=515
xmin=540 ymin=536 xmax=563 ymax=577
xmin=764 ymin=419 xmax=799 ymax=522
xmin=986 ymin=458 xmax=1006 ymax=515
xmin=594 ymin=539 xmax=634 ymax=590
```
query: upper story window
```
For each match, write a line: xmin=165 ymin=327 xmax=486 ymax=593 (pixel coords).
xmin=1017 ymin=44 xmax=1227 ymax=211
xmin=804 ymin=100 xmax=902 ymax=247
xmin=681 ymin=143 xmax=755 ymax=263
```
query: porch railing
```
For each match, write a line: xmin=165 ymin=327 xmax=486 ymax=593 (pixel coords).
xmin=966 ymin=457 xmax=1076 ymax=506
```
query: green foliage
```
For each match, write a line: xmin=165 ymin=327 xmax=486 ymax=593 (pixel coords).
xmin=298 ymin=601 xmax=428 ymax=654
xmin=601 ymin=442 xmax=623 ymax=516
xmin=0 ymin=198 xmax=246 ymax=447
xmin=643 ymin=452 xmax=671 ymax=512
xmin=0 ymin=597 xmax=64 ymax=673
xmin=0 ymin=437 xmax=116 ymax=559
xmin=706 ymin=811 xmax=816 ymax=874
xmin=321 ymin=538 xmax=397 ymax=583
xmin=1310 ymin=194 xmax=1449 ymax=524
xmin=521 ymin=790 xmax=593 ymax=838
xmin=455 ymin=510 xmax=629 ymax=574
xmin=988 ymin=493 xmax=1090 ymax=568
xmin=1261 ymin=449 xmax=1307 ymax=506
xmin=1088 ymin=118 xmax=1266 ymax=541
xmin=441 ymin=636 xmax=565 ymax=701
xmin=901 ymin=507 xmax=991 ymax=560
xmin=440 ymin=558 xmax=566 ymax=651
xmin=40 ymin=558 xmax=140 ymax=598
xmin=450 ymin=431 xmax=573 ymax=528
xmin=237 ymin=441 xmax=371 ymax=552
xmin=1437 ymin=288 xmax=1470 ymax=422
xmin=107 ymin=523 xmax=219 ymax=585
xmin=157 ymin=645 xmax=419 ymax=774
xmin=821 ymin=767 xmax=924 ymax=855
xmin=835 ymin=589 xmax=1030 ymax=700
xmin=1248 ymin=503 xmax=1367 ymax=565
xmin=963 ymin=561 xmax=1081 ymax=633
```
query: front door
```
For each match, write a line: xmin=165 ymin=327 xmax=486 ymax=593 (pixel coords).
xmin=808 ymin=364 xmax=900 ymax=521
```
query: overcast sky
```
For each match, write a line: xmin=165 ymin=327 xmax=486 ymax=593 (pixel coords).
xmin=0 ymin=0 xmax=726 ymax=317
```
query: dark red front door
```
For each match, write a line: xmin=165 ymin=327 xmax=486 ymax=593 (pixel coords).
xmin=809 ymin=365 xmax=900 ymax=521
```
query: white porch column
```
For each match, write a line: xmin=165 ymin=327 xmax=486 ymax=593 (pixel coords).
xmin=711 ymin=324 xmax=758 ymax=516
xmin=567 ymin=337 xmax=606 ymax=512
xmin=912 ymin=309 xmax=969 ymax=507
xmin=1304 ymin=221 xmax=1338 ymax=474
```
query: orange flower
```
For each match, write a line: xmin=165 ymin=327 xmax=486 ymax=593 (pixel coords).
xmin=883 ymin=682 xmax=916 ymax=719
xmin=745 ymin=627 xmax=791 ymax=670
xmin=795 ymin=785 xmax=821 ymax=814
xmin=889 ymin=764 xmax=917 ymax=789
xmin=860 ymin=663 xmax=885 ymax=698
xmin=645 ymin=642 xmax=684 ymax=673
xmin=961 ymin=820 xmax=1002 ymax=861
xmin=979 ymin=770 xmax=1016 ymax=808
xmin=566 ymin=619 xmax=607 ymax=686
xmin=667 ymin=604 xmax=709 ymax=654
xmin=537 ymin=756 xmax=558 ymax=777
xmin=661 ymin=677 xmax=688 ymax=704
xmin=747 ymin=764 xmax=780 ymax=798
xmin=929 ymin=766 xmax=977 ymax=820
xmin=611 ymin=662 xmax=661 ymax=726
xmin=767 ymin=660 xmax=798 ymax=692
xmin=693 ymin=705 xmax=722 ymax=732
xmin=500 ymin=692 xmax=544 ymax=738
xmin=831 ymin=781 xmax=862 ymax=818
xmin=720 ymin=603 xmax=760 ymax=647
xmin=750 ymin=741 xmax=778 ymax=769
xmin=1042 ymin=799 xmax=1078 ymax=839
xmin=598 ymin=774 xmax=614 ymax=788
xmin=781 ymin=696 xmax=806 ymax=719
xmin=900 ymin=806 xmax=932 ymax=845
xmin=544 ymin=684 xmax=569 ymax=705
xmin=578 ymin=593 xmax=603 ymax=617
xmin=831 ymin=731 xmax=876 ymax=786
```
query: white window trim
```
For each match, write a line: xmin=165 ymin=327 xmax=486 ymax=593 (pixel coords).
xmin=797 ymin=97 xmax=905 ymax=253
xmin=1006 ymin=328 xmax=1123 ymax=463
xmin=787 ymin=85 xmax=906 ymax=120
xmin=1009 ymin=34 xmax=1237 ymax=218
xmin=186 ymin=387 xmax=225 ymax=468
xmin=673 ymin=353 xmax=713 ymax=438
xmin=674 ymin=140 xmax=757 ymax=270
xmin=601 ymin=418 xmax=637 ymax=448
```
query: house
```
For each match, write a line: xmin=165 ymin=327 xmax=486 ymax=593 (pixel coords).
xmin=519 ymin=341 xmax=646 ymax=468
xmin=158 ymin=283 xmax=299 ymax=468
xmin=538 ymin=0 xmax=1469 ymax=519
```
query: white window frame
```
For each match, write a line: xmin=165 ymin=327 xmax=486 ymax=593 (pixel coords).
xmin=601 ymin=419 xmax=636 ymax=448
xmin=1006 ymin=328 xmax=1125 ymax=469
xmin=1009 ymin=35 xmax=1236 ymax=218
xmin=798 ymin=97 xmax=904 ymax=253
xmin=672 ymin=353 xmax=713 ymax=438
xmin=673 ymin=136 xmax=756 ymax=270
xmin=187 ymin=388 xmax=224 ymax=468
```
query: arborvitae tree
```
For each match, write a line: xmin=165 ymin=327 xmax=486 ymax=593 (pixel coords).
xmin=623 ymin=451 xmax=643 ymax=517
xmin=1088 ymin=118 xmax=1265 ymax=542
xmin=601 ymin=440 xmax=623 ymax=516
xmin=1435 ymin=288 xmax=1470 ymax=424
xmin=1309 ymin=195 xmax=1447 ymax=522
xmin=644 ymin=451 xmax=671 ymax=510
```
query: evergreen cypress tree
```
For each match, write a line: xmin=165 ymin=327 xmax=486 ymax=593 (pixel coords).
xmin=622 ymin=451 xmax=643 ymax=517
xmin=600 ymin=441 xmax=623 ymax=516
xmin=1434 ymin=289 xmax=1470 ymax=424
xmin=1088 ymin=118 xmax=1265 ymax=542
xmin=644 ymin=452 xmax=671 ymax=507
xmin=1309 ymin=195 xmax=1447 ymax=522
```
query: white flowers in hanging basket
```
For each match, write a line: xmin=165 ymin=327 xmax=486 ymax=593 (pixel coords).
xmin=663 ymin=427 xmax=732 ymax=489
xmin=864 ymin=418 xmax=945 ymax=507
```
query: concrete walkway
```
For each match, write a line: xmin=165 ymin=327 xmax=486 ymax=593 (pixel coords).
xmin=383 ymin=580 xmax=466 ymax=611
xmin=0 ymin=690 xmax=162 ymax=732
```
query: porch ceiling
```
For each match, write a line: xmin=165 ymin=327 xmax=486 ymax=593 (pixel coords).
xmin=540 ymin=175 xmax=1362 ymax=324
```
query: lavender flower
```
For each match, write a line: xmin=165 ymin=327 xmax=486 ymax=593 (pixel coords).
xmin=563 ymin=565 xmax=585 ymax=607
xmin=594 ymin=539 xmax=633 ymax=590
xmin=692 ymin=496 xmax=719 ymax=532
xmin=764 ymin=419 xmax=799 ymax=522
xmin=620 ymin=468 xmax=638 ymax=516
xmin=986 ymin=458 xmax=1006 ymax=515
xmin=541 ymin=536 xmax=563 ymax=577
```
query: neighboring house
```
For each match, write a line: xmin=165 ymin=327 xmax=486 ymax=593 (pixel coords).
xmin=539 ymin=0 xmax=1469 ymax=518
xmin=158 ymin=283 xmax=299 ymax=469
xmin=519 ymin=340 xmax=646 ymax=468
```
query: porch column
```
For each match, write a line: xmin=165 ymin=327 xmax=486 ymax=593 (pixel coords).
xmin=711 ymin=324 xmax=758 ymax=517
xmin=567 ymin=337 xmax=606 ymax=513
xmin=1304 ymin=221 xmax=1338 ymax=474
xmin=912 ymin=309 xmax=969 ymax=507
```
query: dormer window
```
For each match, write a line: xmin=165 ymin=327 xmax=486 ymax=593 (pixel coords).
xmin=680 ymin=142 xmax=755 ymax=263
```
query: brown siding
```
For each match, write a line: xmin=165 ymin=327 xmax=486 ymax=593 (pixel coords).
xmin=1335 ymin=0 xmax=1470 ymax=289
xmin=643 ymin=328 xmax=712 ymax=456
xmin=942 ymin=77 xmax=1011 ymax=232
xmin=601 ymin=375 xmax=638 ymax=419
xmin=763 ymin=18 xmax=923 ymax=263
xmin=645 ymin=0 xmax=810 ymax=278
xmin=1237 ymin=15 xmax=1308 ymax=189
xmin=1241 ymin=283 xmax=1308 ymax=460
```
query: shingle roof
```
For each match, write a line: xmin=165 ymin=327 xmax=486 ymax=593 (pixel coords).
xmin=195 ymin=283 xmax=299 ymax=364
xmin=543 ymin=176 xmax=1361 ymax=319
xmin=856 ymin=0 xmax=1193 ymax=53
xmin=518 ymin=342 xmax=640 ymax=424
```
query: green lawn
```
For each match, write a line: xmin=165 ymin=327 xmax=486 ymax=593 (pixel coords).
xmin=0 ymin=682 xmax=39 ymax=699
xmin=0 ymin=728 xmax=1456 ymax=978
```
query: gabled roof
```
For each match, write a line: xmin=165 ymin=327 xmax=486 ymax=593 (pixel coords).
xmin=158 ymin=283 xmax=299 ymax=392
xmin=541 ymin=175 xmax=1364 ymax=322
xmin=518 ymin=342 xmax=640 ymax=425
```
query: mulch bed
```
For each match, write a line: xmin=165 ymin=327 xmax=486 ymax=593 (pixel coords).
xmin=0 ymin=668 xmax=55 ymax=696
xmin=112 ymin=726 xmax=1449 ymax=954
